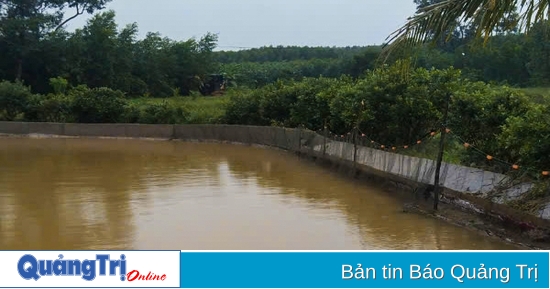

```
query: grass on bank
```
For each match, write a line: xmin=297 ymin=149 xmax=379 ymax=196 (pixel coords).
xmin=129 ymin=95 xmax=229 ymax=124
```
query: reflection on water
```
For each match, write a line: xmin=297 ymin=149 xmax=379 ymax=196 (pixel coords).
xmin=0 ymin=138 xmax=515 ymax=250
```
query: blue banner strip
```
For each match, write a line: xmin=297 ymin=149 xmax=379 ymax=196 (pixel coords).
xmin=179 ymin=252 xmax=549 ymax=288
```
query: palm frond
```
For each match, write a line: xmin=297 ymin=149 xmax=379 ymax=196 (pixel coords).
xmin=382 ymin=0 xmax=550 ymax=60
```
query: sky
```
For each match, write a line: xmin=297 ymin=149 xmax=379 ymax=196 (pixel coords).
xmin=65 ymin=0 xmax=417 ymax=50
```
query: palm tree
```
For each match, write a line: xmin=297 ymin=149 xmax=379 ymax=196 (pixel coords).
xmin=384 ymin=0 xmax=549 ymax=55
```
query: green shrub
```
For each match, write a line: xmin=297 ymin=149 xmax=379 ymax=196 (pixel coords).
xmin=116 ymin=76 xmax=148 ymax=98
xmin=498 ymin=104 xmax=550 ymax=176
xmin=327 ymin=77 xmax=370 ymax=134
xmin=223 ymin=77 xmax=348 ymax=128
xmin=26 ymin=94 xmax=75 ymax=123
xmin=290 ymin=77 xmax=350 ymax=130
xmin=138 ymin=101 xmax=186 ymax=124
xmin=72 ymin=87 xmax=127 ymax=123
xmin=223 ymin=91 xmax=267 ymax=125
xmin=222 ymin=61 xmax=460 ymax=142
xmin=68 ymin=84 xmax=90 ymax=96
xmin=0 ymin=81 xmax=33 ymax=121
xmin=348 ymin=62 xmax=459 ymax=145
xmin=122 ymin=103 xmax=142 ymax=123
xmin=449 ymin=83 xmax=534 ymax=168
xmin=49 ymin=77 xmax=69 ymax=95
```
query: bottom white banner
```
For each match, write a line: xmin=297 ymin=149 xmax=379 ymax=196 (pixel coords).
xmin=0 ymin=251 xmax=180 ymax=288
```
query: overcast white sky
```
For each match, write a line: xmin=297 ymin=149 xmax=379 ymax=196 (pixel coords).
xmin=65 ymin=0 xmax=417 ymax=49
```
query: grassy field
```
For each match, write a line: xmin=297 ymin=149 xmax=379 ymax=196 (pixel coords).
xmin=130 ymin=95 xmax=229 ymax=124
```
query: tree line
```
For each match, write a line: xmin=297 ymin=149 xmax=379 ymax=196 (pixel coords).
xmin=217 ymin=24 xmax=550 ymax=88
xmin=2 ymin=0 xmax=550 ymax=97
xmin=217 ymin=0 xmax=550 ymax=89
xmin=0 ymin=1 xmax=218 ymax=97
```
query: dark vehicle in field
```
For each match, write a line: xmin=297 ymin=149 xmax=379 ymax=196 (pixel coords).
xmin=199 ymin=74 xmax=226 ymax=96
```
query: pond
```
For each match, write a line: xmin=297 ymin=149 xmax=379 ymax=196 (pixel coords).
xmin=0 ymin=138 xmax=515 ymax=250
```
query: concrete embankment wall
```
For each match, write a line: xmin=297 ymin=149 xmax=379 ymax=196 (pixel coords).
xmin=1 ymin=121 xmax=549 ymax=229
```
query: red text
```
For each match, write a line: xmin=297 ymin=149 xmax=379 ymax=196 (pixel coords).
xmin=126 ymin=270 xmax=167 ymax=281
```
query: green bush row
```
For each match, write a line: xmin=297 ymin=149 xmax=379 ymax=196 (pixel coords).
xmin=0 ymin=80 xmax=193 ymax=124
xmin=222 ymin=60 xmax=550 ymax=176
xmin=1 ymin=63 xmax=548 ymax=177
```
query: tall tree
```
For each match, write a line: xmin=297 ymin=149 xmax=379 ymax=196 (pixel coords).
xmin=78 ymin=10 xmax=118 ymax=88
xmin=0 ymin=0 xmax=111 ymax=81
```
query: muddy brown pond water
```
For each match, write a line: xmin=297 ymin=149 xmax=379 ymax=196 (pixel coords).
xmin=0 ymin=138 xmax=516 ymax=250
